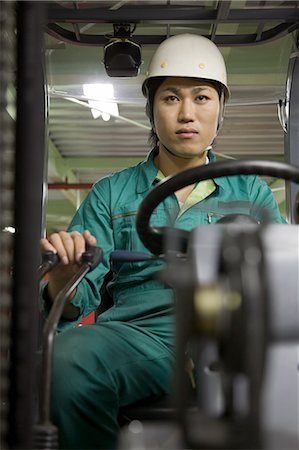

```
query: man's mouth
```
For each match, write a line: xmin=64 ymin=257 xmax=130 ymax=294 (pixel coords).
xmin=176 ymin=128 xmax=198 ymax=138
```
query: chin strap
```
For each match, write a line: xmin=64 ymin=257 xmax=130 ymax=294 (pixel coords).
xmin=216 ymin=89 xmax=225 ymax=134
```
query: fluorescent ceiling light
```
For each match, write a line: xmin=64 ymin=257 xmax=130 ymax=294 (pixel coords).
xmin=3 ymin=226 xmax=15 ymax=233
xmin=83 ymin=83 xmax=119 ymax=121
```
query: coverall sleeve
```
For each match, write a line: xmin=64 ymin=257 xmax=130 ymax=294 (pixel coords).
xmin=41 ymin=177 xmax=114 ymax=331
xmin=249 ymin=176 xmax=287 ymax=224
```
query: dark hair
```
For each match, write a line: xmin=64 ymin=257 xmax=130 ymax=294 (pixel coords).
xmin=144 ymin=77 xmax=166 ymax=148
xmin=144 ymin=77 xmax=224 ymax=148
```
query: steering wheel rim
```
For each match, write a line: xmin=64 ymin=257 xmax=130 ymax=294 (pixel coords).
xmin=136 ymin=159 xmax=299 ymax=255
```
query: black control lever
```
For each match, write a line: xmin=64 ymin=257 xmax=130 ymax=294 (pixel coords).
xmin=34 ymin=246 xmax=103 ymax=449
xmin=38 ymin=251 xmax=60 ymax=280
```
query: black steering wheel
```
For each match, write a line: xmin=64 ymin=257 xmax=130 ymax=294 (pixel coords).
xmin=136 ymin=160 xmax=299 ymax=255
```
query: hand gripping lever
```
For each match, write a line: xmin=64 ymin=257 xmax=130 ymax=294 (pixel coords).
xmin=38 ymin=251 xmax=60 ymax=280
xmin=34 ymin=246 xmax=103 ymax=450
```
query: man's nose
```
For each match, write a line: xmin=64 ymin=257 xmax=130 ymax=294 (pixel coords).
xmin=178 ymin=99 xmax=195 ymax=122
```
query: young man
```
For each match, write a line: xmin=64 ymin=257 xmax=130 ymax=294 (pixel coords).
xmin=40 ymin=34 xmax=285 ymax=449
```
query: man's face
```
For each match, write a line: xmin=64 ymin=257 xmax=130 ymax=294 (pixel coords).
xmin=153 ymin=77 xmax=220 ymax=159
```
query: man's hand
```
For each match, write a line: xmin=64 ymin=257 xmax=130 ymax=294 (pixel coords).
xmin=40 ymin=230 xmax=97 ymax=318
xmin=40 ymin=229 xmax=96 ymax=265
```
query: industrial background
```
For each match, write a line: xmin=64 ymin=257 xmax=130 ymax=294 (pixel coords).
xmin=41 ymin=0 xmax=299 ymax=231
xmin=1 ymin=1 xmax=299 ymax=449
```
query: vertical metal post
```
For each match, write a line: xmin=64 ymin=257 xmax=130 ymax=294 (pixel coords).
xmin=8 ymin=2 xmax=47 ymax=448
xmin=0 ymin=1 xmax=16 ymax=448
xmin=284 ymin=34 xmax=299 ymax=223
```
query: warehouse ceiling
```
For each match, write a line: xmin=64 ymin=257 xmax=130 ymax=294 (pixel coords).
xmin=44 ymin=0 xmax=299 ymax=232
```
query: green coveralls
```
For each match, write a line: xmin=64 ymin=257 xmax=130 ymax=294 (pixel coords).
xmin=42 ymin=148 xmax=285 ymax=449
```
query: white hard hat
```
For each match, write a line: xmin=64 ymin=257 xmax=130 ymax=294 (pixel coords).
xmin=142 ymin=33 xmax=230 ymax=101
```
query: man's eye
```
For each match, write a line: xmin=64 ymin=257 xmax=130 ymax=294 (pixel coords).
xmin=165 ymin=95 xmax=179 ymax=102
xmin=197 ymin=95 xmax=208 ymax=101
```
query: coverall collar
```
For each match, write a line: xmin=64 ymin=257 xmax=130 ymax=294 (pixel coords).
xmin=136 ymin=146 xmax=160 ymax=193
xmin=137 ymin=146 xmax=224 ymax=194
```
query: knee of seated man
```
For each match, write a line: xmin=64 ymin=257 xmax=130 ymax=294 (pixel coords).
xmin=51 ymin=329 xmax=116 ymax=401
